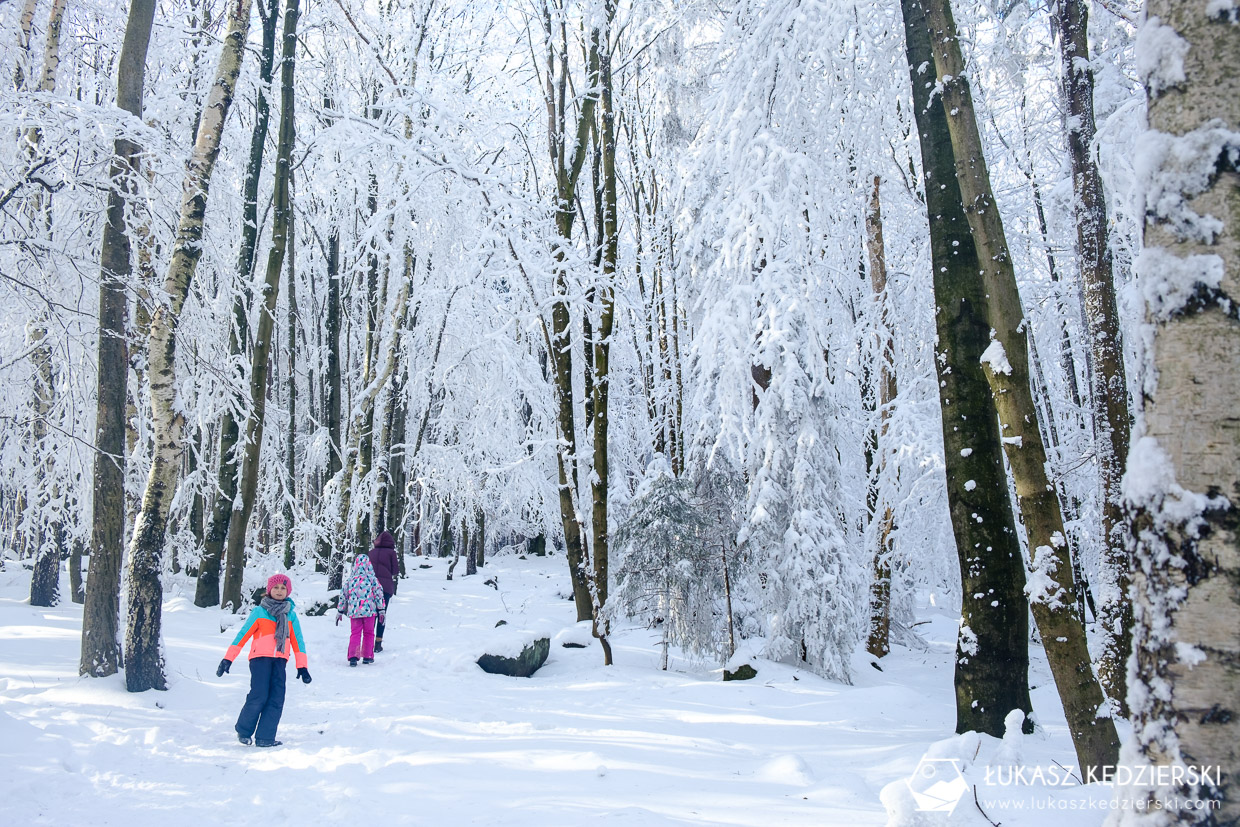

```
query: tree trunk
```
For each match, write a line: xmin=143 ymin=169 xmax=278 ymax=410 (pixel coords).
xmin=1052 ymin=0 xmax=1133 ymax=715
xmin=333 ymin=277 xmax=411 ymax=579
xmin=283 ymin=174 xmax=298 ymax=571
xmin=465 ymin=512 xmax=478 ymax=577
xmin=385 ymin=361 xmax=408 ymax=537
xmin=80 ymin=0 xmax=156 ymax=679
xmin=475 ymin=508 xmax=485 ymax=569
xmin=540 ymin=0 xmax=601 ymax=623
xmin=124 ymin=0 xmax=253 ymax=692
xmin=28 ymin=321 xmax=60 ymax=607
xmin=195 ymin=0 xmax=281 ymax=609
xmin=352 ymin=172 xmax=383 ymax=557
xmin=1124 ymin=4 xmax=1240 ymax=821
xmin=588 ymin=6 xmax=617 ymax=665
xmin=922 ymin=0 xmax=1119 ymax=771
xmin=899 ymin=0 xmax=1033 ymax=738
xmin=864 ymin=175 xmax=898 ymax=659
xmin=220 ymin=0 xmax=299 ymax=612
xmin=22 ymin=0 xmax=71 ymax=608
xmin=11 ymin=0 xmax=39 ymax=91
xmin=68 ymin=535 xmax=84 ymax=604
xmin=323 ymin=224 xmax=342 ymax=585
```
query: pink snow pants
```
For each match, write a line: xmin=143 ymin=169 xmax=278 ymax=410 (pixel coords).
xmin=348 ymin=616 xmax=377 ymax=660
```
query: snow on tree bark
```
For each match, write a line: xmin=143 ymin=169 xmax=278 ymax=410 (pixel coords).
xmin=900 ymin=0 xmax=1034 ymax=738
xmin=1119 ymin=2 xmax=1240 ymax=823
xmin=1053 ymin=0 xmax=1134 ymax=715
xmin=80 ymin=0 xmax=156 ymax=679
xmin=124 ymin=0 xmax=254 ymax=692
xmin=220 ymin=0 xmax=300 ymax=613
xmin=196 ymin=0 xmax=282 ymax=610
xmin=921 ymin=0 xmax=1119 ymax=770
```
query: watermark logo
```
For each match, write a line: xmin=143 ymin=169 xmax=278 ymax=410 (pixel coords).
xmin=907 ymin=758 xmax=969 ymax=813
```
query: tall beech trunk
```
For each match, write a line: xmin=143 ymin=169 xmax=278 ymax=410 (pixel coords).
xmin=922 ymin=0 xmax=1118 ymax=770
xmin=334 ymin=278 xmax=411 ymax=577
xmin=384 ymin=361 xmax=408 ymax=537
xmin=863 ymin=176 xmax=898 ymax=659
xmin=124 ymin=0 xmax=253 ymax=692
xmin=323 ymin=221 xmax=342 ymax=584
xmin=196 ymin=0 xmax=281 ymax=609
xmin=220 ymin=0 xmax=299 ymax=612
xmin=588 ymin=9 xmax=617 ymax=665
xmin=899 ymin=0 xmax=1033 ymax=738
xmin=1052 ymin=0 xmax=1132 ymax=715
xmin=1124 ymin=4 xmax=1240 ymax=822
xmin=283 ymin=180 xmax=297 ymax=571
xmin=81 ymin=0 xmax=156 ymax=679
xmin=351 ymin=175 xmax=383 ymax=557
xmin=540 ymin=1 xmax=602 ymax=623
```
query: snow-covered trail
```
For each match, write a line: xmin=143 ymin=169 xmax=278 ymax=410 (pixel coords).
xmin=2 ymin=554 xmax=981 ymax=825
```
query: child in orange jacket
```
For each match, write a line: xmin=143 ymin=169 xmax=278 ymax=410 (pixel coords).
xmin=216 ymin=573 xmax=311 ymax=747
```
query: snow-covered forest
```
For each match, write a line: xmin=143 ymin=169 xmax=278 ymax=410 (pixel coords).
xmin=1 ymin=0 xmax=1235 ymax=823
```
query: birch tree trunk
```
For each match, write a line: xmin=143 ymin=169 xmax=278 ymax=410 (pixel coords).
xmin=1053 ymin=0 xmax=1133 ymax=716
xmin=11 ymin=0 xmax=39 ymax=91
xmin=124 ymin=0 xmax=253 ymax=692
xmin=221 ymin=0 xmax=299 ymax=612
xmin=922 ymin=0 xmax=1119 ymax=771
xmin=900 ymin=0 xmax=1033 ymax=738
xmin=80 ymin=0 xmax=156 ymax=679
xmin=25 ymin=0 xmax=69 ymax=609
xmin=196 ymin=0 xmax=281 ymax=608
xmin=1122 ymin=3 xmax=1240 ymax=821
xmin=28 ymin=321 xmax=60 ymax=606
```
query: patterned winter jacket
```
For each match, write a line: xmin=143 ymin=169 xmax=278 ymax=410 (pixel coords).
xmin=339 ymin=555 xmax=386 ymax=619
xmin=224 ymin=599 xmax=309 ymax=668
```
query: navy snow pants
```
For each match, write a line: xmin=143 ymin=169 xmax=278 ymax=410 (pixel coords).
xmin=235 ymin=656 xmax=287 ymax=742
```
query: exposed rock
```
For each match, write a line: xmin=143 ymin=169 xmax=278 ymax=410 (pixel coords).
xmin=477 ymin=637 xmax=550 ymax=678
xmin=723 ymin=663 xmax=758 ymax=681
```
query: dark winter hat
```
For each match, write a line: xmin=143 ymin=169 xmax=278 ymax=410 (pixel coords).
xmin=267 ymin=573 xmax=293 ymax=595
xmin=374 ymin=531 xmax=396 ymax=549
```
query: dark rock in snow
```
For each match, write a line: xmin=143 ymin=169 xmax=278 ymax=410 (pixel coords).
xmin=477 ymin=637 xmax=550 ymax=678
xmin=723 ymin=664 xmax=758 ymax=681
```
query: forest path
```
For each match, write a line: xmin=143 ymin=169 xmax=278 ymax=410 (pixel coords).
xmin=0 ymin=554 xmax=969 ymax=825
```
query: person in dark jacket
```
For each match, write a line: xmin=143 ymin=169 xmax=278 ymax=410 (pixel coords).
xmin=366 ymin=530 xmax=399 ymax=652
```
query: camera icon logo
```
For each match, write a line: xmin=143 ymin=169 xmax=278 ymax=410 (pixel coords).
xmin=906 ymin=757 xmax=968 ymax=813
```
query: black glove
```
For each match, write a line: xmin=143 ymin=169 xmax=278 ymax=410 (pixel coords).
xmin=335 ymin=614 xmax=342 ymax=627
xmin=216 ymin=658 xmax=232 ymax=677
xmin=297 ymin=667 xmax=312 ymax=684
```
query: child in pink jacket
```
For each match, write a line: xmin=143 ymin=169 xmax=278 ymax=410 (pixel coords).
xmin=337 ymin=555 xmax=386 ymax=666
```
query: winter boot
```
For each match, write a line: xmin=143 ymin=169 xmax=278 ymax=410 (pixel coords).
xmin=374 ymin=639 xmax=383 ymax=653
xmin=362 ymin=657 xmax=375 ymax=665
xmin=255 ymin=739 xmax=282 ymax=748
xmin=349 ymin=657 xmax=359 ymax=667
xmin=238 ymin=734 xmax=252 ymax=746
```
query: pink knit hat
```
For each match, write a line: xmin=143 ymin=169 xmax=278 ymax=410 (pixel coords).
xmin=266 ymin=573 xmax=292 ymax=595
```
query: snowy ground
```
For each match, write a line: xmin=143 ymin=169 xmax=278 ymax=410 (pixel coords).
xmin=0 ymin=553 xmax=1118 ymax=825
